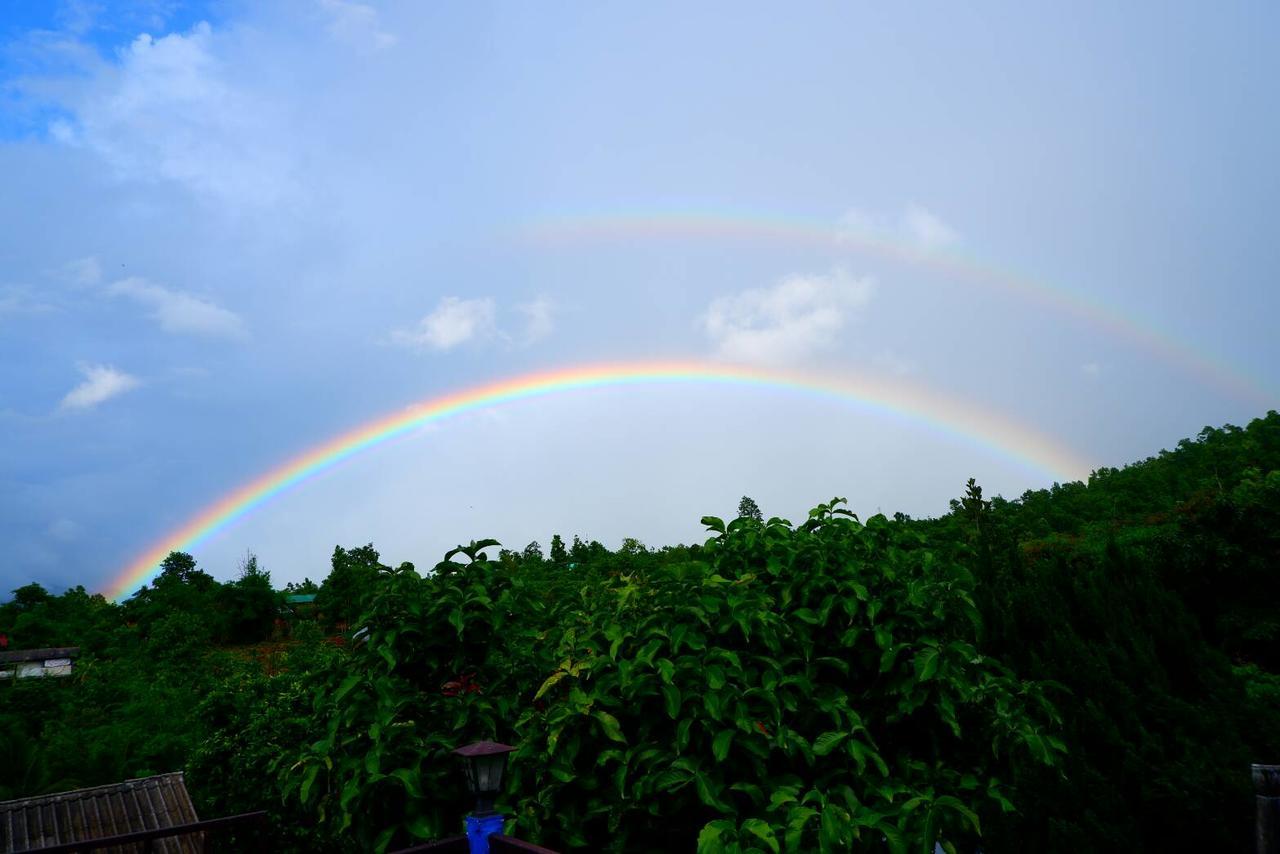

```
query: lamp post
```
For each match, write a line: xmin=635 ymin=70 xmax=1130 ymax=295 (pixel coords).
xmin=453 ymin=740 xmax=516 ymax=854
xmin=1257 ymin=764 xmax=1280 ymax=854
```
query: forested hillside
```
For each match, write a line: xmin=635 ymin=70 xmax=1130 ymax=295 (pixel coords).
xmin=2 ymin=412 xmax=1278 ymax=852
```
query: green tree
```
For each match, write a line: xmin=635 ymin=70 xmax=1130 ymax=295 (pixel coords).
xmin=158 ymin=552 xmax=199 ymax=584
xmin=619 ymin=537 xmax=646 ymax=556
xmin=10 ymin=583 xmax=51 ymax=610
xmin=214 ymin=552 xmax=279 ymax=644
xmin=0 ymin=584 xmax=116 ymax=652
xmin=121 ymin=552 xmax=221 ymax=642
xmin=736 ymin=495 xmax=763 ymax=522
xmin=549 ymin=534 xmax=567 ymax=565
xmin=316 ymin=544 xmax=386 ymax=629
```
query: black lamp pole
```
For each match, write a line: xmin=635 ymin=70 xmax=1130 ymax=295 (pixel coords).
xmin=453 ymin=740 xmax=516 ymax=854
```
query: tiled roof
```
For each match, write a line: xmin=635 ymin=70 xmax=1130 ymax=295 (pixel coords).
xmin=0 ymin=649 xmax=79 ymax=665
xmin=0 ymin=773 xmax=200 ymax=853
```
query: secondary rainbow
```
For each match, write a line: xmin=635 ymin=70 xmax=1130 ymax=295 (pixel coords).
xmin=523 ymin=209 xmax=1276 ymax=408
xmin=105 ymin=360 xmax=1095 ymax=601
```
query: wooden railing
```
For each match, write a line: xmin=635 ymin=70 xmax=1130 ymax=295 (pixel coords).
xmin=390 ymin=834 xmax=558 ymax=854
xmin=388 ymin=838 xmax=468 ymax=854
xmin=489 ymin=836 xmax=560 ymax=853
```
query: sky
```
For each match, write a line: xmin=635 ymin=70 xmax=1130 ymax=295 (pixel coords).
xmin=1 ymin=0 xmax=1278 ymax=597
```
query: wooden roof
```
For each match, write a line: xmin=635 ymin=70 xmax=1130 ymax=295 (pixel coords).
xmin=0 ymin=773 xmax=200 ymax=853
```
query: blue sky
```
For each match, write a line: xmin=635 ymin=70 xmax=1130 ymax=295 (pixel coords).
xmin=2 ymin=0 xmax=1278 ymax=595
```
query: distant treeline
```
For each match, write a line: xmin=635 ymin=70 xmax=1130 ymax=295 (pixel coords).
xmin=2 ymin=411 xmax=1277 ymax=852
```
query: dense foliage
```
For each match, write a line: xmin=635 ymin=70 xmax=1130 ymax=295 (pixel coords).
xmin=2 ymin=411 xmax=1278 ymax=852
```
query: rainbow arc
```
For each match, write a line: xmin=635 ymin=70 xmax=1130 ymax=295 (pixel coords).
xmin=106 ymin=360 xmax=1094 ymax=601
xmin=524 ymin=209 xmax=1275 ymax=408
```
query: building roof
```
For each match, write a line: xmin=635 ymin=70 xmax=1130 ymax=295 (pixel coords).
xmin=0 ymin=649 xmax=78 ymax=665
xmin=0 ymin=773 xmax=200 ymax=853
xmin=285 ymin=594 xmax=317 ymax=604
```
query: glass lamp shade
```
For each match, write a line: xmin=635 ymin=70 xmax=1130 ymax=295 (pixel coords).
xmin=453 ymin=741 xmax=516 ymax=813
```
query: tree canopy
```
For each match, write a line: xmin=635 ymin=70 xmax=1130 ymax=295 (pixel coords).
xmin=2 ymin=411 xmax=1278 ymax=851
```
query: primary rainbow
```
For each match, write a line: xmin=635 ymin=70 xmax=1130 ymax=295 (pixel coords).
xmin=105 ymin=360 xmax=1094 ymax=601
xmin=523 ymin=209 xmax=1276 ymax=408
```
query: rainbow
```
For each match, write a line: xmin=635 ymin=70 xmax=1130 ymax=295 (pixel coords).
xmin=105 ymin=360 xmax=1094 ymax=601
xmin=522 ymin=210 xmax=1276 ymax=408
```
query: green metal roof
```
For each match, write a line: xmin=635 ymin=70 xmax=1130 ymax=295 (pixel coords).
xmin=285 ymin=593 xmax=317 ymax=604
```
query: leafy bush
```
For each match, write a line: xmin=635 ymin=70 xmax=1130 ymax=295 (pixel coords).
xmin=282 ymin=503 xmax=1061 ymax=852
xmin=279 ymin=544 xmax=543 ymax=850
xmin=514 ymin=500 xmax=1061 ymax=852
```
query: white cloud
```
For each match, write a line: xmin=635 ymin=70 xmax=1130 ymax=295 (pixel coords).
xmin=393 ymin=296 xmax=552 ymax=352
xmin=517 ymin=297 xmax=555 ymax=344
xmin=703 ymin=269 xmax=875 ymax=365
xmin=902 ymin=204 xmax=959 ymax=250
xmin=108 ymin=276 xmax=245 ymax=338
xmin=393 ymin=296 xmax=496 ymax=351
xmin=318 ymin=0 xmax=397 ymax=51
xmin=60 ymin=364 xmax=140 ymax=411
xmin=53 ymin=22 xmax=294 ymax=206
xmin=839 ymin=204 xmax=961 ymax=251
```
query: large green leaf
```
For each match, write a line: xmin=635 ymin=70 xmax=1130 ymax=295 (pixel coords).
xmin=812 ymin=731 xmax=847 ymax=756
xmin=712 ymin=729 xmax=734 ymax=762
xmin=594 ymin=710 xmax=627 ymax=743
xmin=914 ymin=647 xmax=940 ymax=681
xmin=741 ymin=818 xmax=781 ymax=854
xmin=662 ymin=684 xmax=682 ymax=719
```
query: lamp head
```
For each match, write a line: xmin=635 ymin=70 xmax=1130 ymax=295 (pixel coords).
xmin=453 ymin=740 xmax=516 ymax=814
